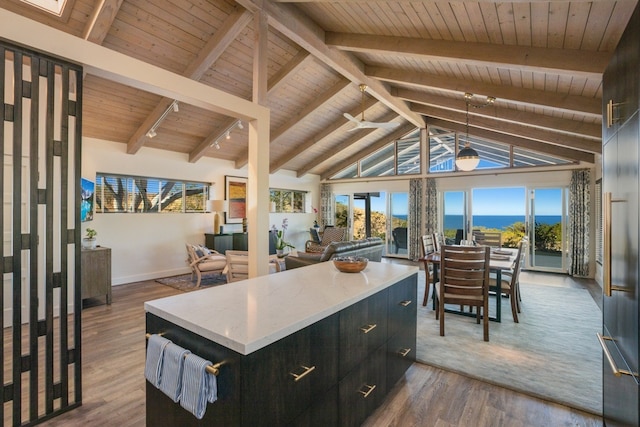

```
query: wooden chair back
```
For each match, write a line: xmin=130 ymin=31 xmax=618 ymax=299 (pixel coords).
xmin=472 ymin=230 xmax=502 ymax=247
xmin=432 ymin=232 xmax=444 ymax=252
xmin=438 ymin=245 xmax=491 ymax=341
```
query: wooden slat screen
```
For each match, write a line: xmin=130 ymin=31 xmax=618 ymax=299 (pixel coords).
xmin=1 ymin=41 xmax=83 ymax=426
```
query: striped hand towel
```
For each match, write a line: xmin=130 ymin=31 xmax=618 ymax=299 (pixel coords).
xmin=144 ymin=334 xmax=171 ymax=387
xmin=179 ymin=353 xmax=218 ymax=420
xmin=159 ymin=342 xmax=191 ymax=402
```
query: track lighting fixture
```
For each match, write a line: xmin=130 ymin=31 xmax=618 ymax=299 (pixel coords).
xmin=146 ymin=99 xmax=179 ymax=139
xmin=210 ymin=119 xmax=244 ymax=150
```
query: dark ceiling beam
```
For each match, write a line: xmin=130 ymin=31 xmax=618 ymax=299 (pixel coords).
xmin=424 ymin=117 xmax=595 ymax=163
xmin=367 ymin=66 xmax=602 ymax=117
xmin=394 ymin=87 xmax=601 ymax=140
xmin=320 ymin=123 xmax=416 ymax=180
xmin=326 ymin=32 xmax=607 ymax=79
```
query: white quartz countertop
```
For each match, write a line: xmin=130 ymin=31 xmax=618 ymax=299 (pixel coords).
xmin=145 ymin=261 xmax=418 ymax=355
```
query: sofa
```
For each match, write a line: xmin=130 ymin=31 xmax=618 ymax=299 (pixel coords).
xmin=285 ymin=237 xmax=384 ymax=270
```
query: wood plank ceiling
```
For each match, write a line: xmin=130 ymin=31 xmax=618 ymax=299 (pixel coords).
xmin=2 ymin=0 xmax=635 ymax=179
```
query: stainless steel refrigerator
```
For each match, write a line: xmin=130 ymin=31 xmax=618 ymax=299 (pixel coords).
xmin=601 ymin=6 xmax=640 ymax=423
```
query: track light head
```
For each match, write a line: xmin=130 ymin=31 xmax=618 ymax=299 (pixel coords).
xmin=172 ymin=101 xmax=179 ymax=112
xmin=226 ymin=131 xmax=231 ymax=140
xmin=237 ymin=121 xmax=243 ymax=130
xmin=146 ymin=129 xmax=157 ymax=138
xmin=215 ymin=143 xmax=220 ymax=150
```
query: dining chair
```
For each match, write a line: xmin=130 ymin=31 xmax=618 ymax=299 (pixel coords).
xmin=432 ymin=231 xmax=445 ymax=252
xmin=225 ymin=250 xmax=249 ymax=283
xmin=490 ymin=240 xmax=526 ymax=322
xmin=419 ymin=234 xmax=437 ymax=306
xmin=435 ymin=245 xmax=491 ymax=341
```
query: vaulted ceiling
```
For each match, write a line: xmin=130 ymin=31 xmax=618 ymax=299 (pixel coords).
xmin=2 ymin=0 xmax=634 ymax=179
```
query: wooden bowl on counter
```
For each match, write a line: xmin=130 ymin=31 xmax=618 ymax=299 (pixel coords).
xmin=333 ymin=256 xmax=368 ymax=273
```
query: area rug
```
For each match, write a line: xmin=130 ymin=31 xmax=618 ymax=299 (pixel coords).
xmin=415 ymin=271 xmax=602 ymax=415
xmin=156 ymin=273 xmax=227 ymax=292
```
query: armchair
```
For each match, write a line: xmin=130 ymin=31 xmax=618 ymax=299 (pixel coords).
xmin=185 ymin=244 xmax=226 ymax=287
xmin=391 ymin=227 xmax=407 ymax=254
xmin=305 ymin=227 xmax=347 ymax=253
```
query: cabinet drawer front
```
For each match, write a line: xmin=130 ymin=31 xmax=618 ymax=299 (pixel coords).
xmin=243 ymin=314 xmax=338 ymax=426
xmin=339 ymin=289 xmax=388 ymax=377
xmin=338 ymin=345 xmax=387 ymax=427
xmin=387 ymin=329 xmax=416 ymax=388
xmin=387 ymin=275 xmax=417 ymax=337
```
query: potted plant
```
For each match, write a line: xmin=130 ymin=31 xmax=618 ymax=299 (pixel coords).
xmin=83 ymin=228 xmax=97 ymax=250
xmin=272 ymin=219 xmax=294 ymax=257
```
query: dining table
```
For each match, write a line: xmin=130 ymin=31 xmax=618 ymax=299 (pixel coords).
xmin=424 ymin=246 xmax=518 ymax=322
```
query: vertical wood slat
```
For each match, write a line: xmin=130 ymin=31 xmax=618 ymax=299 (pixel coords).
xmin=12 ymin=49 xmax=24 ymax=427
xmin=45 ymin=59 xmax=55 ymax=416
xmin=74 ymin=65 xmax=84 ymax=406
xmin=59 ymin=63 xmax=70 ymax=407
xmin=0 ymin=41 xmax=83 ymax=425
xmin=0 ymin=45 xmax=5 ymax=426
xmin=28 ymin=54 xmax=40 ymax=423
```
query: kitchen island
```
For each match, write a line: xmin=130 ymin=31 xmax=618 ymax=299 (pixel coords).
xmin=145 ymin=261 xmax=418 ymax=426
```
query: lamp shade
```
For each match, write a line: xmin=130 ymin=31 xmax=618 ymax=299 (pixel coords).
xmin=207 ymin=199 xmax=227 ymax=212
xmin=455 ymin=146 xmax=480 ymax=171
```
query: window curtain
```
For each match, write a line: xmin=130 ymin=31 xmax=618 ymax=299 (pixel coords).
xmin=408 ymin=178 xmax=422 ymax=260
xmin=569 ymin=169 xmax=590 ymax=276
xmin=320 ymin=183 xmax=333 ymax=228
xmin=425 ymin=178 xmax=438 ymax=234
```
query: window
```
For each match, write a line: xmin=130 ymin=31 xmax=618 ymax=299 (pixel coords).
xmin=270 ymin=188 xmax=307 ymax=213
xmin=95 ymin=173 xmax=209 ymax=213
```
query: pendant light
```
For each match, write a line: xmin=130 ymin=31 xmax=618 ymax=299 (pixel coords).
xmin=455 ymin=93 xmax=495 ymax=172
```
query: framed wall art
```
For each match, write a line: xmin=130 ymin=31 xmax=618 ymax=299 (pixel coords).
xmin=225 ymin=175 xmax=247 ymax=223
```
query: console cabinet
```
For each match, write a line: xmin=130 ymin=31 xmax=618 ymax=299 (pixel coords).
xmin=204 ymin=232 xmax=276 ymax=255
xmin=145 ymin=273 xmax=417 ymax=426
xmin=81 ymin=246 xmax=112 ymax=305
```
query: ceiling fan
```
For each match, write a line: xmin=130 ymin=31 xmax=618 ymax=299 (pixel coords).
xmin=343 ymin=84 xmax=401 ymax=132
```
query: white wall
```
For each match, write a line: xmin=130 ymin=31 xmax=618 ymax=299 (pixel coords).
xmin=83 ymin=138 xmax=319 ymax=285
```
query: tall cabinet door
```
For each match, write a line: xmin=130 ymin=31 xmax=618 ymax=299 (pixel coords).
xmin=603 ymin=112 xmax=640 ymax=427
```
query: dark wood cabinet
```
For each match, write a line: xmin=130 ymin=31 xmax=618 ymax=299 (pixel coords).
xmin=204 ymin=232 xmax=275 ymax=255
xmin=81 ymin=246 xmax=111 ymax=305
xmin=602 ymin=6 xmax=640 ymax=425
xmin=145 ymin=272 xmax=417 ymax=426
xmin=204 ymin=233 xmax=233 ymax=254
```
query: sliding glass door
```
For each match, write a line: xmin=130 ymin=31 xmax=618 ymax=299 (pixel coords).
xmin=443 ymin=191 xmax=467 ymax=244
xmin=528 ymin=188 xmax=566 ymax=272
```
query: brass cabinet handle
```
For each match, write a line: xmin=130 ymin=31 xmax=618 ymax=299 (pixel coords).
xmin=603 ymin=192 xmax=627 ymax=297
xmin=399 ymin=300 xmax=412 ymax=307
xmin=607 ymin=99 xmax=613 ymax=128
xmin=360 ymin=324 xmax=377 ymax=334
xmin=597 ymin=333 xmax=637 ymax=377
xmin=358 ymin=384 xmax=376 ymax=398
xmin=289 ymin=365 xmax=316 ymax=382
xmin=399 ymin=348 xmax=411 ymax=357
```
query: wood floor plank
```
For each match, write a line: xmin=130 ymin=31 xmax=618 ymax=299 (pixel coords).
xmin=16 ymin=269 xmax=603 ymax=426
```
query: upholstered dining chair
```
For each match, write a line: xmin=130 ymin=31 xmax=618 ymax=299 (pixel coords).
xmin=305 ymin=226 xmax=347 ymax=253
xmin=225 ymin=250 xmax=249 ymax=283
xmin=435 ymin=245 xmax=491 ymax=341
xmin=490 ymin=239 xmax=526 ymax=322
xmin=185 ymin=243 xmax=226 ymax=287
xmin=419 ymin=234 xmax=437 ymax=306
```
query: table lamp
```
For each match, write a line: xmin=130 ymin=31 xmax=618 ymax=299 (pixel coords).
xmin=207 ymin=200 xmax=227 ymax=234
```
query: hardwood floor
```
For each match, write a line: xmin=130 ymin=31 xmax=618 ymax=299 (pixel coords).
xmin=31 ymin=271 xmax=602 ymax=426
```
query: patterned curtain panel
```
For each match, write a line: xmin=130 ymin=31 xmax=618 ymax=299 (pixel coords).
xmin=408 ymin=178 xmax=423 ymax=260
xmin=425 ymin=178 xmax=438 ymax=234
xmin=569 ymin=169 xmax=591 ymax=276
xmin=320 ymin=183 xmax=333 ymax=228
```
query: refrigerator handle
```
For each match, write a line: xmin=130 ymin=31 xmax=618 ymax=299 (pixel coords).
xmin=604 ymin=192 xmax=612 ymax=297
xmin=603 ymin=192 xmax=627 ymax=297
xmin=597 ymin=333 xmax=638 ymax=377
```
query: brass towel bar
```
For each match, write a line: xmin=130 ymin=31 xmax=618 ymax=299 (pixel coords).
xmin=145 ymin=333 xmax=224 ymax=376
